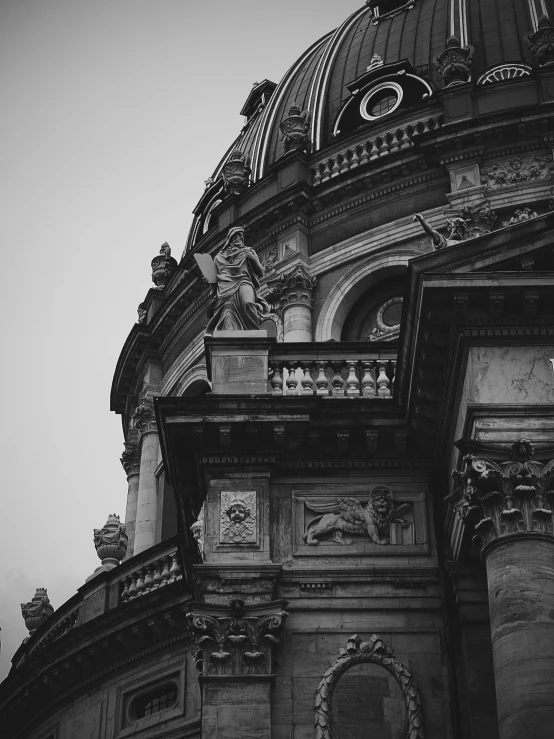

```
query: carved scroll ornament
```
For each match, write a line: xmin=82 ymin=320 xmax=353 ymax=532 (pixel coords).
xmin=451 ymin=440 xmax=554 ymax=553
xmin=315 ymin=634 xmax=424 ymax=739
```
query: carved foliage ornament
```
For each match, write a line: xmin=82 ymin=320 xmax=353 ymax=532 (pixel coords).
xmin=132 ymin=401 xmax=156 ymax=435
xmin=187 ymin=599 xmax=288 ymax=677
xmin=268 ymin=265 xmax=316 ymax=312
xmin=120 ymin=442 xmax=140 ymax=476
xmin=303 ymin=486 xmax=411 ymax=546
xmin=451 ymin=440 xmax=554 ymax=552
xmin=315 ymin=634 xmax=424 ymax=739
xmin=481 ymin=154 xmax=553 ymax=188
xmin=434 ymin=35 xmax=474 ymax=87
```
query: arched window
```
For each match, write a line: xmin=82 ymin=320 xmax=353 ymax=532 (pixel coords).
xmin=126 ymin=680 xmax=179 ymax=725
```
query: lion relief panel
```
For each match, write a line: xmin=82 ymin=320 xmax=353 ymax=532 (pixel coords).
xmin=293 ymin=485 xmax=428 ymax=556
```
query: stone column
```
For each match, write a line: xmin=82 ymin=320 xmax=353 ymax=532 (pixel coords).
xmin=269 ymin=264 xmax=316 ymax=342
xmin=187 ymin=599 xmax=287 ymax=739
xmin=133 ymin=400 xmax=160 ymax=555
xmin=120 ymin=442 xmax=140 ymax=558
xmin=453 ymin=440 xmax=554 ymax=739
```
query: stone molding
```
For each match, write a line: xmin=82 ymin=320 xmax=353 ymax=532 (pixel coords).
xmin=268 ymin=264 xmax=316 ymax=312
xmin=187 ymin=599 xmax=287 ymax=677
xmin=451 ymin=440 xmax=554 ymax=555
xmin=314 ymin=633 xmax=424 ymax=739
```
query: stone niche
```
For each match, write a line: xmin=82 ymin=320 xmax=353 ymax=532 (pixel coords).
xmin=292 ymin=483 xmax=428 ymax=557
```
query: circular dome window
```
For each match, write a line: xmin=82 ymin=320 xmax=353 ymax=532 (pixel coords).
xmin=360 ymin=82 xmax=403 ymax=122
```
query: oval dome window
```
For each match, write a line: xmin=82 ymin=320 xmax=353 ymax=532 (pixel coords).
xmin=360 ymin=81 xmax=403 ymax=121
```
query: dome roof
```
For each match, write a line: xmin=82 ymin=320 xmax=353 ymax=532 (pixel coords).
xmin=189 ymin=0 xmax=554 ymax=247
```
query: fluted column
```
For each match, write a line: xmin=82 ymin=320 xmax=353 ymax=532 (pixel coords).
xmin=133 ymin=400 xmax=160 ymax=555
xmin=120 ymin=442 xmax=140 ymax=558
xmin=453 ymin=440 xmax=554 ymax=739
xmin=268 ymin=264 xmax=316 ymax=342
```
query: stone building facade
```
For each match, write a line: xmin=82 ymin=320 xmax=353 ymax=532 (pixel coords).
xmin=2 ymin=2 xmax=554 ymax=738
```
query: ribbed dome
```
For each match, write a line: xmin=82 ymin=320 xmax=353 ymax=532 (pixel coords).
xmin=190 ymin=0 xmax=554 ymax=248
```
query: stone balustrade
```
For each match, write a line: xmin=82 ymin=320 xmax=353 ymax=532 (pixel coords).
xmin=311 ymin=114 xmax=443 ymax=186
xmin=120 ymin=550 xmax=182 ymax=602
xmin=269 ymin=346 xmax=397 ymax=398
xmin=26 ymin=605 xmax=80 ymax=657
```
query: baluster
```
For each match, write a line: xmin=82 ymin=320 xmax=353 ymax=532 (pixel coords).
xmin=313 ymin=164 xmax=322 ymax=187
xmin=359 ymin=142 xmax=370 ymax=166
xmin=121 ymin=577 xmax=130 ymax=601
xmin=400 ymin=127 xmax=411 ymax=149
xmin=269 ymin=362 xmax=284 ymax=396
xmin=144 ymin=565 xmax=154 ymax=592
xmin=301 ymin=363 xmax=315 ymax=395
xmin=331 ymin=364 xmax=346 ymax=397
xmin=380 ymin=135 xmax=390 ymax=156
xmin=315 ymin=362 xmax=331 ymax=396
xmin=331 ymin=155 xmax=341 ymax=177
xmin=340 ymin=151 xmax=350 ymax=174
xmin=152 ymin=561 xmax=162 ymax=589
xmin=169 ymin=554 xmax=181 ymax=582
xmin=286 ymin=362 xmax=299 ymax=395
xmin=390 ymin=130 xmax=400 ymax=152
xmin=350 ymin=145 xmax=360 ymax=169
xmin=420 ymin=118 xmax=430 ymax=135
xmin=361 ymin=361 xmax=376 ymax=397
xmin=160 ymin=556 xmax=171 ymax=585
xmin=345 ymin=362 xmax=360 ymax=397
xmin=322 ymin=159 xmax=332 ymax=182
xmin=376 ymin=362 xmax=391 ymax=398
xmin=135 ymin=569 xmax=146 ymax=596
xmin=370 ymin=139 xmax=380 ymax=160
xmin=128 ymin=572 xmax=138 ymax=599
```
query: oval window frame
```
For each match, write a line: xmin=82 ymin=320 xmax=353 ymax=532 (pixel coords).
xmin=360 ymin=81 xmax=403 ymax=122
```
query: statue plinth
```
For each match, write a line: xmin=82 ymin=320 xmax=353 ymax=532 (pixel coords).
xmin=206 ymin=330 xmax=273 ymax=394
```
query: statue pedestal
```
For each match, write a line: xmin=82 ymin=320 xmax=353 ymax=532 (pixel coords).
xmin=206 ymin=330 xmax=273 ymax=394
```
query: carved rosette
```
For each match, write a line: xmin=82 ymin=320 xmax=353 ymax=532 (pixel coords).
xmin=279 ymin=104 xmax=312 ymax=153
xmin=187 ymin=599 xmax=288 ymax=677
xmin=451 ymin=440 xmax=554 ymax=554
xmin=314 ymin=634 xmax=424 ymax=739
xmin=268 ymin=265 xmax=316 ymax=313
xmin=120 ymin=442 xmax=140 ymax=477
xmin=222 ymin=150 xmax=251 ymax=196
xmin=132 ymin=400 xmax=157 ymax=437
xmin=434 ymin=35 xmax=474 ymax=86
xmin=526 ymin=14 xmax=554 ymax=67
xmin=21 ymin=588 xmax=54 ymax=636
xmin=93 ymin=514 xmax=128 ymax=567
xmin=151 ymin=242 xmax=178 ymax=289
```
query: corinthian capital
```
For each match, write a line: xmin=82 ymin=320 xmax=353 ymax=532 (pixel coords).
xmin=268 ymin=264 xmax=316 ymax=311
xmin=132 ymin=401 xmax=157 ymax=436
xmin=120 ymin=442 xmax=140 ymax=476
xmin=186 ymin=599 xmax=288 ymax=677
xmin=451 ymin=440 xmax=554 ymax=553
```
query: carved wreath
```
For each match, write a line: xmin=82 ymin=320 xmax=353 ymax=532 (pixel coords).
xmin=315 ymin=634 xmax=424 ymax=739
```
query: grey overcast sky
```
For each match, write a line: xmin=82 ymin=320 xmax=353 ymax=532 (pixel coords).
xmin=0 ymin=0 xmax=363 ymax=680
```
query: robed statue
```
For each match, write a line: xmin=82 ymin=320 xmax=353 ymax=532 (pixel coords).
xmin=196 ymin=227 xmax=270 ymax=334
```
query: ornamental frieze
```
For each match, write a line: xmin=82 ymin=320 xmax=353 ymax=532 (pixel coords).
xmin=481 ymin=154 xmax=553 ymax=189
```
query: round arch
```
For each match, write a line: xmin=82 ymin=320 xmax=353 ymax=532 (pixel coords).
xmin=314 ymin=249 xmax=420 ymax=342
xmin=172 ymin=364 xmax=211 ymax=397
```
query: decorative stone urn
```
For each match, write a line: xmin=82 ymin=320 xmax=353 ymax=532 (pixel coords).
xmin=526 ymin=14 xmax=554 ymax=67
xmin=93 ymin=514 xmax=128 ymax=569
xmin=222 ymin=150 xmax=251 ymax=195
xmin=21 ymin=588 xmax=54 ymax=636
xmin=279 ymin=104 xmax=311 ymax=153
xmin=434 ymin=35 xmax=474 ymax=86
xmin=151 ymin=242 xmax=178 ymax=289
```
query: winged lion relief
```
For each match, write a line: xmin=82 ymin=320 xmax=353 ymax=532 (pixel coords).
xmin=302 ymin=486 xmax=411 ymax=546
